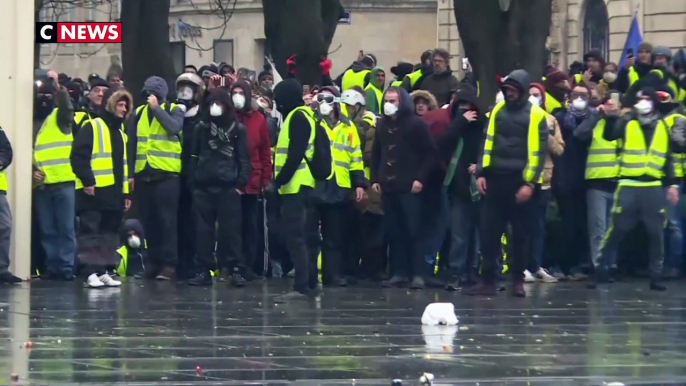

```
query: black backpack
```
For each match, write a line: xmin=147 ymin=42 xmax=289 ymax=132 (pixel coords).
xmin=304 ymin=116 xmax=333 ymax=181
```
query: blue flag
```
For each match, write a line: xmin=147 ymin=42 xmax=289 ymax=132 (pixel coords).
xmin=619 ymin=14 xmax=643 ymax=69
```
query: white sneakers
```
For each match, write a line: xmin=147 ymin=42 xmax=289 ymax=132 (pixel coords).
xmin=523 ymin=268 xmax=558 ymax=283
xmin=85 ymin=273 xmax=121 ymax=288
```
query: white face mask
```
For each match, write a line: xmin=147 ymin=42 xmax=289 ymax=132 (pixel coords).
xmin=571 ymin=97 xmax=588 ymax=110
xmin=319 ymin=101 xmax=333 ymax=116
xmin=383 ymin=102 xmax=398 ymax=116
xmin=603 ymin=72 xmax=617 ymax=83
xmin=128 ymin=235 xmax=141 ymax=249
xmin=209 ymin=103 xmax=223 ymax=117
xmin=528 ymin=95 xmax=541 ymax=106
xmin=635 ymin=100 xmax=653 ymax=115
xmin=232 ymin=94 xmax=245 ymax=109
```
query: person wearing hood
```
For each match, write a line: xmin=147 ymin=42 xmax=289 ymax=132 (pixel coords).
xmin=365 ymin=67 xmax=386 ymax=114
xmin=413 ymin=48 xmax=461 ymax=107
xmin=269 ymin=79 xmax=323 ymax=301
xmin=635 ymin=46 xmax=684 ymax=105
xmin=174 ymin=72 xmax=205 ymax=280
xmin=114 ymin=219 xmax=147 ymax=278
xmin=71 ymin=87 xmax=133 ymax=288
xmin=550 ymin=83 xmax=594 ymax=280
xmin=467 ymin=69 xmax=548 ymax=297
xmin=401 ymin=50 xmax=434 ymax=92
xmin=230 ymin=80 xmax=273 ymax=280
xmin=74 ymin=78 xmax=110 ymax=136
xmin=592 ymin=86 xmax=686 ymax=291
xmin=423 ymin=85 xmax=486 ymax=289
xmin=187 ymin=88 xmax=251 ymax=287
xmin=128 ymin=75 xmax=185 ymax=280
xmin=616 ymin=42 xmax=654 ymax=94
xmin=542 ymin=65 xmax=571 ymax=115
xmin=336 ymin=53 xmax=376 ymax=91
xmin=184 ymin=65 xmax=198 ymax=74
xmin=411 ymin=90 xmax=438 ymax=116
xmin=219 ymin=62 xmax=236 ymax=76
xmin=33 ymin=70 xmax=76 ymax=281
xmin=526 ymin=83 xmax=565 ymax=283
xmin=371 ymin=87 xmax=437 ymax=289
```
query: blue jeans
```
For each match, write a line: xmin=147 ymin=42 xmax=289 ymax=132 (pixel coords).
xmin=448 ymin=196 xmax=479 ymax=276
xmin=528 ymin=189 xmax=550 ymax=272
xmin=587 ymin=188 xmax=616 ymax=269
xmin=665 ymin=192 xmax=683 ymax=271
xmin=34 ymin=184 xmax=76 ymax=275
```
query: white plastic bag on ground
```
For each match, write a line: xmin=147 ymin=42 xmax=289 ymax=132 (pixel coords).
xmin=421 ymin=302 xmax=458 ymax=326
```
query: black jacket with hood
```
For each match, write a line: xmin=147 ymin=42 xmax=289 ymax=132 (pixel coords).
xmin=189 ymin=89 xmax=251 ymax=190
xmin=71 ymin=88 xmax=133 ymax=213
xmin=371 ymin=87 xmax=437 ymax=193
xmin=476 ymin=69 xmax=548 ymax=184
xmin=334 ymin=60 xmax=372 ymax=89
xmin=127 ymin=76 xmax=186 ymax=180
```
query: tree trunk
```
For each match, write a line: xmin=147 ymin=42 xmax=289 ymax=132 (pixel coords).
xmin=121 ymin=0 xmax=176 ymax=105
xmin=262 ymin=0 xmax=343 ymax=87
xmin=453 ymin=0 xmax=552 ymax=104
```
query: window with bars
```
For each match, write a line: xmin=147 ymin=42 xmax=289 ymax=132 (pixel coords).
xmin=213 ymin=40 xmax=234 ymax=65
xmin=583 ymin=0 xmax=609 ymax=61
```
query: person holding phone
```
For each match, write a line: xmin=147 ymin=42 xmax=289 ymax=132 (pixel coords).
xmin=616 ymin=42 xmax=654 ymax=94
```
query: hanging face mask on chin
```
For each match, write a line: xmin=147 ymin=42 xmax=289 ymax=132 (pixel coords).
xmin=232 ymin=94 xmax=246 ymax=110
xmin=210 ymin=103 xmax=223 ymax=117
xmin=571 ymin=97 xmax=588 ymax=110
xmin=383 ymin=102 xmax=398 ymax=116
xmin=128 ymin=235 xmax=141 ymax=249
xmin=319 ymin=101 xmax=333 ymax=116
xmin=634 ymin=100 xmax=653 ymax=115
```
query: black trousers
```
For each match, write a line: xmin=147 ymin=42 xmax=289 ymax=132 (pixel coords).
xmin=480 ymin=177 xmax=538 ymax=283
xmin=78 ymin=209 xmax=123 ymax=272
xmin=241 ymin=194 xmax=260 ymax=274
xmin=281 ymin=187 xmax=318 ymax=293
xmin=341 ymin=202 xmax=363 ymax=277
xmin=194 ymin=188 xmax=243 ymax=271
xmin=307 ymin=202 xmax=346 ymax=283
xmin=382 ymin=192 xmax=422 ymax=278
xmin=597 ymin=184 xmax=665 ymax=280
xmin=136 ymin=176 xmax=180 ymax=268
xmin=359 ymin=212 xmax=387 ymax=278
xmin=266 ymin=191 xmax=291 ymax=275
xmin=555 ymin=191 xmax=589 ymax=273
xmin=177 ymin=182 xmax=196 ymax=278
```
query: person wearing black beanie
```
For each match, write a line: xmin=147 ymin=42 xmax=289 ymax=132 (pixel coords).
xmin=270 ymin=78 xmax=320 ymax=301
xmin=187 ymin=88 xmax=251 ymax=288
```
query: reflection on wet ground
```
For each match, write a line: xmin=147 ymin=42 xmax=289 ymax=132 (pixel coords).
xmin=1 ymin=279 xmax=686 ymax=385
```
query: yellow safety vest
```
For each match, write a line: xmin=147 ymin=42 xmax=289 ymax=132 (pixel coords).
xmin=364 ymin=83 xmax=383 ymax=114
xmin=274 ymin=106 xmax=316 ymax=195
xmin=114 ymin=246 xmax=129 ymax=277
xmin=482 ymin=101 xmax=546 ymax=183
xmin=327 ymin=113 xmax=364 ymax=189
xmin=619 ymin=119 xmax=669 ymax=179
xmin=135 ymin=103 xmax=182 ymax=173
xmin=33 ymin=108 xmax=76 ymax=185
xmin=648 ymin=69 xmax=682 ymax=103
xmin=573 ymin=74 xmax=583 ymax=84
xmin=545 ymin=92 xmax=562 ymax=114
xmin=405 ymin=70 xmax=423 ymax=88
xmin=629 ymin=67 xmax=640 ymax=87
xmin=585 ymin=119 xmax=621 ymax=180
xmin=74 ymin=111 xmax=90 ymax=127
xmin=390 ymin=80 xmax=402 ymax=88
xmin=665 ymin=113 xmax=686 ymax=178
xmin=342 ymin=69 xmax=370 ymax=91
xmin=75 ymin=118 xmax=129 ymax=194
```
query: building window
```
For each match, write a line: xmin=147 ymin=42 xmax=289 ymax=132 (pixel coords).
xmin=171 ymin=42 xmax=186 ymax=75
xmin=213 ymin=40 xmax=234 ymax=65
xmin=583 ymin=0 xmax=609 ymax=60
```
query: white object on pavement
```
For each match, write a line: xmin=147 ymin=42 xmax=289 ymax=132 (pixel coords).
xmin=86 ymin=274 xmax=104 ymax=288
xmin=419 ymin=372 xmax=434 ymax=385
xmin=524 ymin=269 xmax=536 ymax=283
xmin=421 ymin=303 xmax=458 ymax=326
xmin=99 ymin=273 xmax=121 ymax=287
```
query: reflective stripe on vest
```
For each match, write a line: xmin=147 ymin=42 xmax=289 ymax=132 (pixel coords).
xmin=75 ymin=118 xmax=130 ymax=193
xmin=665 ymin=113 xmax=686 ymax=178
xmin=482 ymin=101 xmax=547 ymax=183
xmin=274 ymin=106 xmax=316 ymax=195
xmin=585 ymin=119 xmax=620 ymax=180
xmin=342 ymin=69 xmax=370 ymax=91
xmin=619 ymin=119 xmax=669 ymax=179
xmin=330 ymin=113 xmax=364 ymax=189
xmin=33 ymin=108 xmax=76 ymax=184
xmin=135 ymin=103 xmax=182 ymax=173
xmin=365 ymin=83 xmax=383 ymax=114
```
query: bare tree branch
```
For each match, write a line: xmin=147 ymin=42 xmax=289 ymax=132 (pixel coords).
xmin=180 ymin=0 xmax=236 ymax=52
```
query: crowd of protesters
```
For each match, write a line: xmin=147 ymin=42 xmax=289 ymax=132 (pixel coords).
xmin=18 ymin=42 xmax=686 ymax=300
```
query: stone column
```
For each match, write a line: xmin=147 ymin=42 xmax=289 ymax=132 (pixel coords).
xmin=0 ymin=0 xmax=35 ymax=279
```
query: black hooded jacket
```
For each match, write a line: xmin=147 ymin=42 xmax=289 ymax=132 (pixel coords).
xmin=71 ymin=88 xmax=133 ymax=212
xmin=189 ymin=89 xmax=251 ymax=190
xmin=371 ymin=87 xmax=437 ymax=193
xmin=272 ymin=79 xmax=313 ymax=188
xmin=476 ymin=69 xmax=548 ymax=183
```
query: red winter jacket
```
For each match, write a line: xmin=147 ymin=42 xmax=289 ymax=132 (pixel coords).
xmin=236 ymin=110 xmax=272 ymax=194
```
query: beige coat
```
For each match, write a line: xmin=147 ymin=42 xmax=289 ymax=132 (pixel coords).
xmin=543 ymin=114 xmax=564 ymax=188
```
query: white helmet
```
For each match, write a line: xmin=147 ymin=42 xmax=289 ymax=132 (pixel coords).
xmin=175 ymin=73 xmax=203 ymax=89
xmin=340 ymin=89 xmax=366 ymax=106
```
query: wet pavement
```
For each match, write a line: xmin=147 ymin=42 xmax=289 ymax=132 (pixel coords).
xmin=1 ymin=279 xmax=686 ymax=385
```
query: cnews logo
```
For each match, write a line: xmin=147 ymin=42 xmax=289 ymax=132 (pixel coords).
xmin=35 ymin=22 xmax=122 ymax=43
